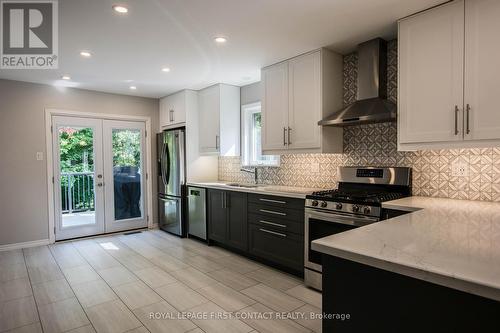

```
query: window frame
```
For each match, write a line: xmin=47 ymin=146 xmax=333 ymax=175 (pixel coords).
xmin=241 ymin=102 xmax=280 ymax=167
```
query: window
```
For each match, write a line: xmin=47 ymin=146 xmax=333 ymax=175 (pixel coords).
xmin=241 ymin=102 xmax=280 ymax=167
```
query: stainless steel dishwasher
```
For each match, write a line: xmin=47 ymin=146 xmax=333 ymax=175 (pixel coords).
xmin=187 ymin=186 xmax=207 ymax=240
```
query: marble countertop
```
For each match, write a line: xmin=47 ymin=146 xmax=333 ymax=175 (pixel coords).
xmin=312 ymin=196 xmax=500 ymax=301
xmin=187 ymin=181 xmax=319 ymax=199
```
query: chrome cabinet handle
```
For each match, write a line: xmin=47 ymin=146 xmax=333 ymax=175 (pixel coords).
xmin=215 ymin=135 xmax=220 ymax=150
xmin=259 ymin=220 xmax=287 ymax=228
xmin=259 ymin=209 xmax=286 ymax=216
xmin=169 ymin=110 xmax=174 ymax=122
xmin=466 ymin=104 xmax=471 ymax=135
xmin=283 ymin=127 xmax=287 ymax=146
xmin=259 ymin=198 xmax=286 ymax=204
xmin=454 ymin=105 xmax=459 ymax=135
xmin=259 ymin=228 xmax=286 ymax=238
xmin=288 ymin=127 xmax=292 ymax=145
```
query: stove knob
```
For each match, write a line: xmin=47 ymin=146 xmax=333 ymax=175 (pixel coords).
xmin=363 ymin=206 xmax=371 ymax=214
xmin=335 ymin=202 xmax=343 ymax=210
xmin=320 ymin=201 xmax=328 ymax=208
xmin=311 ymin=200 xmax=319 ymax=207
xmin=352 ymin=204 xmax=360 ymax=213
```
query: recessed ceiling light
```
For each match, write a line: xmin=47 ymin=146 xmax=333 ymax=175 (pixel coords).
xmin=214 ymin=36 xmax=227 ymax=44
xmin=61 ymin=75 xmax=71 ymax=80
xmin=129 ymin=86 xmax=137 ymax=90
xmin=80 ymin=51 xmax=92 ymax=57
xmin=161 ymin=67 xmax=171 ymax=73
xmin=112 ymin=5 xmax=128 ymax=13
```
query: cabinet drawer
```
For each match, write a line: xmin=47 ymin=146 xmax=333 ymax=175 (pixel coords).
xmin=248 ymin=203 xmax=304 ymax=222
xmin=248 ymin=194 xmax=304 ymax=210
xmin=248 ymin=224 xmax=304 ymax=272
xmin=248 ymin=213 xmax=303 ymax=235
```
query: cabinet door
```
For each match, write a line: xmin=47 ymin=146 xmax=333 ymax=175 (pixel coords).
xmin=159 ymin=97 xmax=171 ymax=128
xmin=199 ymin=86 xmax=220 ymax=154
xmin=288 ymin=51 xmax=321 ymax=149
xmin=170 ymin=92 xmax=186 ymax=125
xmin=226 ymin=191 xmax=247 ymax=251
xmin=207 ymin=189 xmax=226 ymax=243
xmin=398 ymin=0 xmax=464 ymax=144
xmin=464 ymin=0 xmax=500 ymax=141
xmin=262 ymin=62 xmax=289 ymax=151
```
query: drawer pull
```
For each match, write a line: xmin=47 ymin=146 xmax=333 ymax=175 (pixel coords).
xmin=259 ymin=198 xmax=287 ymax=204
xmin=259 ymin=209 xmax=286 ymax=216
xmin=260 ymin=220 xmax=287 ymax=228
xmin=259 ymin=228 xmax=286 ymax=238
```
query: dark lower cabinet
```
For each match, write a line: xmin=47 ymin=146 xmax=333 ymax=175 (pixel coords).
xmin=248 ymin=223 xmax=304 ymax=272
xmin=207 ymin=189 xmax=247 ymax=251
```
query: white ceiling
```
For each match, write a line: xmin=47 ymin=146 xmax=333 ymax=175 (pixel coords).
xmin=0 ymin=0 xmax=445 ymax=98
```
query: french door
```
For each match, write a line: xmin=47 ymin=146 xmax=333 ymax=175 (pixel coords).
xmin=53 ymin=116 xmax=147 ymax=240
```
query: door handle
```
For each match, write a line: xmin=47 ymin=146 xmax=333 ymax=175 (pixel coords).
xmin=454 ymin=105 xmax=459 ymax=135
xmin=259 ymin=220 xmax=287 ymax=228
xmin=259 ymin=228 xmax=287 ymax=238
xmin=215 ymin=135 xmax=220 ymax=150
xmin=97 ymin=182 xmax=103 ymax=187
xmin=259 ymin=209 xmax=286 ymax=216
xmin=169 ymin=110 xmax=174 ymax=122
xmin=288 ymin=127 xmax=292 ymax=145
xmin=466 ymin=104 xmax=471 ymax=135
xmin=259 ymin=198 xmax=287 ymax=204
xmin=283 ymin=127 xmax=287 ymax=146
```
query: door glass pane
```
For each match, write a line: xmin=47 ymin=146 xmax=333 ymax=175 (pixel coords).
xmin=112 ymin=129 xmax=142 ymax=220
xmin=58 ymin=127 xmax=96 ymax=227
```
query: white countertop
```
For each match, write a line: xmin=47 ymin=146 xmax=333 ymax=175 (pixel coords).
xmin=187 ymin=181 xmax=319 ymax=199
xmin=312 ymin=196 xmax=500 ymax=301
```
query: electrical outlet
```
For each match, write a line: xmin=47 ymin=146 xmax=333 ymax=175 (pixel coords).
xmin=451 ymin=160 xmax=469 ymax=177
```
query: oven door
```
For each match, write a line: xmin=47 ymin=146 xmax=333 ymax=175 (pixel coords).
xmin=304 ymin=208 xmax=378 ymax=272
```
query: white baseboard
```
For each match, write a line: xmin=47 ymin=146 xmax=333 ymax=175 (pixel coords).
xmin=0 ymin=239 xmax=50 ymax=252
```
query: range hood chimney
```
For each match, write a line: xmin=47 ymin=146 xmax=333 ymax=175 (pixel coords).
xmin=319 ymin=38 xmax=396 ymax=126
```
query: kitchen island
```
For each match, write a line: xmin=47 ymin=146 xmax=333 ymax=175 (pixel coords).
xmin=312 ymin=196 xmax=500 ymax=332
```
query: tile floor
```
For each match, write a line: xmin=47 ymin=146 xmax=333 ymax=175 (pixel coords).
xmin=0 ymin=230 xmax=322 ymax=333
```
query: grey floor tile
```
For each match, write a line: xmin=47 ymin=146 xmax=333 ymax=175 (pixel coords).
xmin=63 ymin=265 xmax=101 ymax=286
xmin=117 ymin=255 xmax=154 ymax=272
xmin=238 ymin=303 xmax=311 ymax=333
xmin=149 ymin=255 xmax=189 ymax=273
xmin=163 ymin=246 xmax=199 ymax=261
xmin=180 ymin=255 xmax=225 ymax=273
xmin=154 ymin=282 xmax=208 ymax=311
xmin=0 ymin=250 xmax=25 ymax=266
xmin=72 ymin=280 xmax=118 ymax=308
xmin=0 ymin=296 xmax=39 ymax=332
xmin=188 ymin=301 xmax=253 ymax=333
xmin=65 ymin=325 xmax=96 ymax=333
xmin=197 ymin=283 xmax=256 ymax=312
xmin=93 ymin=238 xmax=136 ymax=259
xmin=213 ymin=255 xmax=263 ymax=274
xmin=124 ymin=327 xmax=149 ymax=333
xmin=32 ymin=278 xmax=74 ymax=305
xmin=292 ymin=304 xmax=322 ymax=333
xmin=240 ymin=284 xmax=305 ymax=312
xmin=86 ymin=300 xmax=142 ymax=333
xmin=206 ymin=268 xmax=259 ymax=291
xmin=245 ymin=267 xmax=302 ymax=291
xmin=169 ymin=267 xmax=218 ymax=290
xmin=133 ymin=301 xmax=197 ymax=333
xmin=38 ymin=297 xmax=90 ymax=333
xmin=0 ymin=278 xmax=32 ymax=302
xmin=113 ymin=281 xmax=162 ymax=310
xmin=285 ymin=285 xmax=321 ymax=308
xmin=134 ymin=267 xmax=177 ymax=289
xmin=0 ymin=263 xmax=28 ymax=283
xmin=98 ymin=266 xmax=138 ymax=287
xmin=3 ymin=322 xmax=43 ymax=333
xmin=26 ymin=263 xmax=64 ymax=284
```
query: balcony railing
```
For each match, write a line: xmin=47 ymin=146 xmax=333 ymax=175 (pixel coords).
xmin=61 ymin=172 xmax=95 ymax=213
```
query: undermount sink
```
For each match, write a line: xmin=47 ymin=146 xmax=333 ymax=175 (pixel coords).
xmin=224 ymin=183 xmax=259 ymax=188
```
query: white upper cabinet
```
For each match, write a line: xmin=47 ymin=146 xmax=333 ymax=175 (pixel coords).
xmin=159 ymin=90 xmax=187 ymax=128
xmin=261 ymin=49 xmax=343 ymax=154
xmin=464 ymin=0 xmax=500 ymax=141
xmin=399 ymin=0 xmax=500 ymax=150
xmin=398 ymin=0 xmax=464 ymax=145
xmin=262 ymin=62 xmax=289 ymax=150
xmin=198 ymin=84 xmax=240 ymax=156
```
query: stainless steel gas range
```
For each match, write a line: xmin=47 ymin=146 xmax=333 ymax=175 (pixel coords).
xmin=304 ymin=166 xmax=412 ymax=290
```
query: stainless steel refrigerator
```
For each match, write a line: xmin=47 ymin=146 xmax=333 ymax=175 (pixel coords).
xmin=157 ymin=128 xmax=186 ymax=237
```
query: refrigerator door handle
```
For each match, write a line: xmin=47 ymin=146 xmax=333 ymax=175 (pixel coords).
xmin=160 ymin=135 xmax=168 ymax=187
xmin=177 ymin=130 xmax=186 ymax=186
xmin=165 ymin=138 xmax=171 ymax=185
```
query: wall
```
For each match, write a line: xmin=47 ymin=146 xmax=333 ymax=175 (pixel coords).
xmin=0 ymin=79 xmax=159 ymax=246
xmin=219 ymin=41 xmax=500 ymax=202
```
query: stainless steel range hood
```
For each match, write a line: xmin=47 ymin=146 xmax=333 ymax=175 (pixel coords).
xmin=319 ymin=38 xmax=396 ymax=126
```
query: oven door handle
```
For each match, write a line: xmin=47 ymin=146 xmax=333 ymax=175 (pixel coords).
xmin=305 ymin=209 xmax=378 ymax=227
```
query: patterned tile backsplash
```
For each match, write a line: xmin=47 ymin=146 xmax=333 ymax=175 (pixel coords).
xmin=219 ymin=40 xmax=500 ymax=202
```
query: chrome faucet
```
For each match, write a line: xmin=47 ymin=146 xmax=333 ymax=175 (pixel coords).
xmin=240 ymin=167 xmax=258 ymax=184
